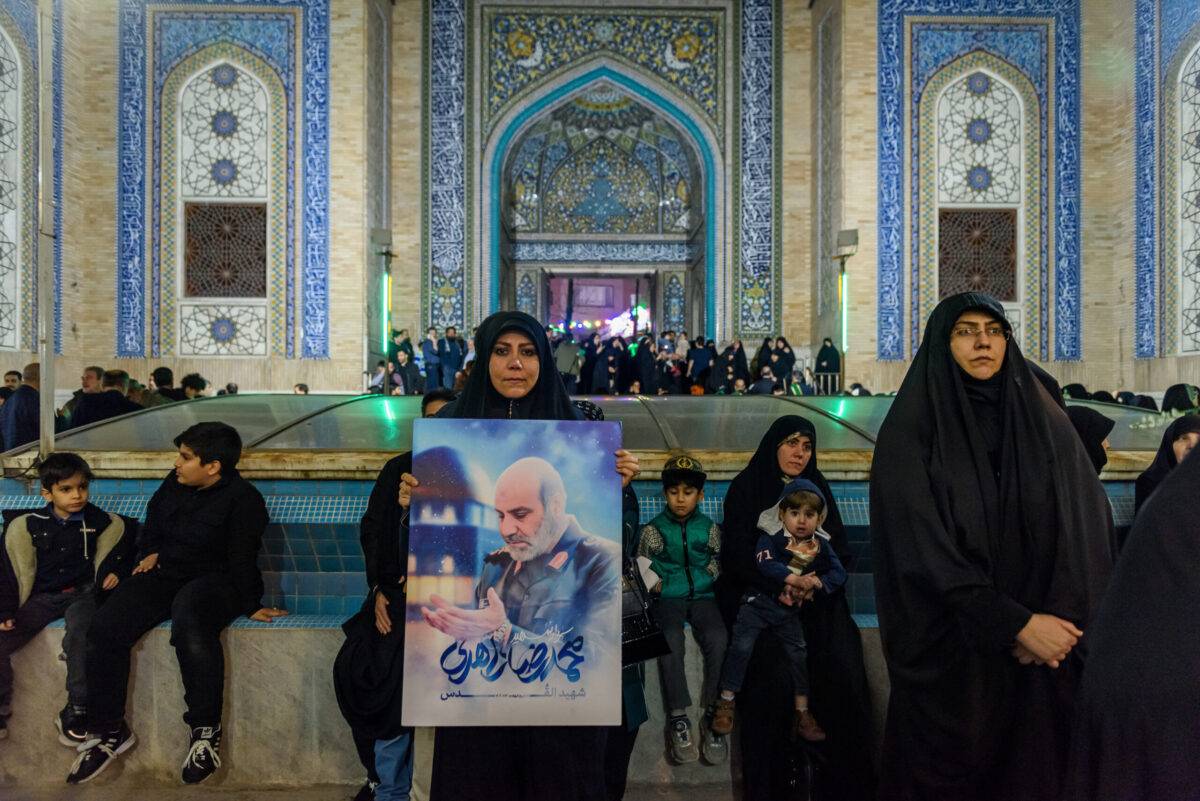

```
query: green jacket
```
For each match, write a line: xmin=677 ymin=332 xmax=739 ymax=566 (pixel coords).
xmin=637 ymin=509 xmax=721 ymax=600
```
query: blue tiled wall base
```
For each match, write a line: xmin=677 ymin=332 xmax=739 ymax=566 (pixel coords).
xmin=4 ymin=479 xmax=1138 ymax=628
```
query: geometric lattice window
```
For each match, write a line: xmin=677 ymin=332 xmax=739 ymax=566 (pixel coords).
xmin=937 ymin=209 xmax=1017 ymax=301
xmin=184 ymin=203 xmax=267 ymax=297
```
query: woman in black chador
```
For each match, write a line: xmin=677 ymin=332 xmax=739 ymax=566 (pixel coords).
xmin=720 ymin=415 xmax=876 ymax=801
xmin=870 ymin=292 xmax=1115 ymax=801
xmin=1065 ymin=445 xmax=1200 ymax=801
xmin=1132 ymin=414 xmax=1200 ymax=514
xmin=407 ymin=311 xmax=639 ymax=801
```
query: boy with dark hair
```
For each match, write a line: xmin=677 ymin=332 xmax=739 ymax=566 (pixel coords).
xmin=636 ymin=455 xmax=728 ymax=765
xmin=711 ymin=478 xmax=846 ymax=743
xmin=0 ymin=453 xmax=133 ymax=743
xmin=67 ymin=422 xmax=288 ymax=785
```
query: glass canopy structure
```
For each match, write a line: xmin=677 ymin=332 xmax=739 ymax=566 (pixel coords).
xmin=2 ymin=394 xmax=1169 ymax=456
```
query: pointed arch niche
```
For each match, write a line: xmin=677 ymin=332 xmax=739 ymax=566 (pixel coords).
xmin=1164 ymin=34 xmax=1200 ymax=354
xmin=0 ymin=10 xmax=36 ymax=352
xmin=158 ymin=43 xmax=289 ymax=358
xmin=481 ymin=61 xmax=726 ymax=339
xmin=916 ymin=50 xmax=1043 ymax=357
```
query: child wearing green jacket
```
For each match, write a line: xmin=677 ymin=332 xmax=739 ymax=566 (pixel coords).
xmin=636 ymin=454 xmax=728 ymax=766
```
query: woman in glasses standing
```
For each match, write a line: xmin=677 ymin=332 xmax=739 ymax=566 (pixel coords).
xmin=870 ymin=292 xmax=1115 ymax=801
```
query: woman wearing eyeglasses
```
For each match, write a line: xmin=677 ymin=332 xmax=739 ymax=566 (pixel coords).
xmin=870 ymin=292 xmax=1116 ymax=801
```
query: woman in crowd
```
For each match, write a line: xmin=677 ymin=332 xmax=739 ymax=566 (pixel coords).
xmin=752 ymin=338 xmax=773 ymax=378
xmin=633 ymin=336 xmax=658 ymax=396
xmin=730 ymin=339 xmax=751 ymax=385
xmin=592 ymin=342 xmax=619 ymax=396
xmin=1161 ymin=382 xmax=1199 ymax=413
xmin=1062 ymin=382 xmax=1091 ymax=400
xmin=404 ymin=311 xmax=639 ymax=800
xmin=1133 ymin=414 xmax=1200 ymax=514
xmin=1066 ymin=441 xmax=1200 ymax=801
xmin=579 ymin=332 xmax=601 ymax=394
xmin=720 ymin=415 xmax=875 ymax=801
xmin=870 ymin=292 xmax=1114 ymax=801
xmin=1065 ymin=406 xmax=1115 ymax=475
xmin=770 ymin=337 xmax=796 ymax=389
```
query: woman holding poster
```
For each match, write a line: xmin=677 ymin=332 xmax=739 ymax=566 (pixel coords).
xmin=397 ymin=311 xmax=639 ymax=801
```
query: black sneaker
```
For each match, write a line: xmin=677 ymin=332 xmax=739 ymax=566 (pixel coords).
xmin=352 ymin=780 xmax=379 ymax=801
xmin=181 ymin=725 xmax=222 ymax=784
xmin=56 ymin=704 xmax=89 ymax=748
xmin=66 ymin=723 xmax=136 ymax=784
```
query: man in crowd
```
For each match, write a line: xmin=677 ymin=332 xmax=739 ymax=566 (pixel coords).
xmin=420 ymin=328 xmax=442 ymax=391
xmin=59 ymin=366 xmax=105 ymax=423
xmin=180 ymin=374 xmax=208 ymax=399
xmin=393 ymin=350 xmax=422 ymax=396
xmin=3 ymin=371 xmax=21 ymax=391
xmin=0 ymin=363 xmax=39 ymax=450
xmin=439 ymin=327 xmax=465 ymax=390
xmin=142 ymin=368 xmax=186 ymax=407
xmin=69 ymin=371 xmax=142 ymax=430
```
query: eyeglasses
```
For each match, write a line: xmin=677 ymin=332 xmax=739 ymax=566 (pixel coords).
xmin=951 ymin=325 xmax=1009 ymax=341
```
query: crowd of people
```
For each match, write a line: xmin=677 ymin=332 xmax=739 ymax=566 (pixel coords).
xmin=0 ymin=300 xmax=1197 ymax=801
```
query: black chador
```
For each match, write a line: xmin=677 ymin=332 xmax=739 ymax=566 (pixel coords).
xmin=1066 ymin=447 xmax=1200 ymax=801
xmin=870 ymin=292 xmax=1114 ymax=801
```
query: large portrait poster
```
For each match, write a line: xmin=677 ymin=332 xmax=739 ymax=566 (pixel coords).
xmin=401 ymin=418 xmax=623 ymax=726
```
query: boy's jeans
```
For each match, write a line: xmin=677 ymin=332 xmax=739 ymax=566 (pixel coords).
xmin=719 ymin=594 xmax=809 ymax=695
xmin=0 ymin=587 xmax=97 ymax=709
xmin=374 ymin=731 xmax=415 ymax=801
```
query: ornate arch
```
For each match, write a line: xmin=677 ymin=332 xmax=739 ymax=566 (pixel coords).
xmin=916 ymin=50 xmax=1043 ymax=357
xmin=481 ymin=59 xmax=725 ymax=338
xmin=1164 ymin=31 xmax=1200 ymax=354
xmin=0 ymin=10 xmax=36 ymax=352
xmin=158 ymin=43 xmax=288 ymax=357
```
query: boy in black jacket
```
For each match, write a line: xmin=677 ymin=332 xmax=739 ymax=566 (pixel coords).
xmin=67 ymin=422 xmax=288 ymax=786
xmin=0 ymin=453 xmax=133 ymax=744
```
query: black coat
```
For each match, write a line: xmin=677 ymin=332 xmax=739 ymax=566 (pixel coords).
xmin=69 ymin=390 xmax=142 ymax=430
xmin=138 ymin=469 xmax=269 ymax=616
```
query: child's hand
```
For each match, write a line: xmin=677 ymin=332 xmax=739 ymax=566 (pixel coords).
xmin=0 ymin=619 xmax=13 ymax=631
xmin=800 ymin=574 xmax=823 ymax=591
xmin=133 ymin=553 xmax=159 ymax=574
xmin=102 ymin=573 xmax=119 ymax=590
xmin=614 ymin=450 xmax=640 ymax=488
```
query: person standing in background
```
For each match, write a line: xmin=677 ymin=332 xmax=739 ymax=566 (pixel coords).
xmin=438 ymin=327 xmax=465 ymax=391
xmin=419 ymin=328 xmax=442 ymax=391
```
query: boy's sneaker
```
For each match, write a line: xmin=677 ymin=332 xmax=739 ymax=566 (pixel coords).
xmin=56 ymin=704 xmax=89 ymax=748
xmin=66 ymin=722 xmax=136 ymax=784
xmin=181 ymin=725 xmax=223 ymax=784
xmin=710 ymin=697 xmax=736 ymax=735
xmin=700 ymin=710 xmax=728 ymax=765
xmin=352 ymin=780 xmax=379 ymax=801
xmin=794 ymin=708 xmax=827 ymax=742
xmin=667 ymin=715 xmax=699 ymax=764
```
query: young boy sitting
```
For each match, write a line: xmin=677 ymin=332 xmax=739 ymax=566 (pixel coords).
xmin=710 ymin=478 xmax=846 ymax=742
xmin=0 ymin=453 xmax=132 ymax=744
xmin=636 ymin=455 xmax=728 ymax=765
xmin=67 ymin=422 xmax=289 ymax=785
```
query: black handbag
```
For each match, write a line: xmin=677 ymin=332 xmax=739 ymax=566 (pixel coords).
xmin=619 ymin=555 xmax=671 ymax=666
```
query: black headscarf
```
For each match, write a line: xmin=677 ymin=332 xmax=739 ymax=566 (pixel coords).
xmin=1065 ymin=406 xmax=1115 ymax=475
xmin=1136 ymin=394 xmax=1159 ymax=411
xmin=1133 ymin=414 xmax=1200 ymax=513
xmin=1065 ymin=448 xmax=1200 ymax=801
xmin=1090 ymin=390 xmax=1115 ymax=404
xmin=1161 ymin=382 xmax=1199 ymax=413
xmin=440 ymin=311 xmax=581 ymax=421
xmin=870 ymin=292 xmax=1114 ymax=800
xmin=731 ymin=341 xmax=750 ymax=383
xmin=1115 ymin=391 xmax=1135 ymax=406
xmin=1062 ymin=383 xmax=1091 ymax=400
xmin=632 ymin=336 xmax=657 ymax=395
